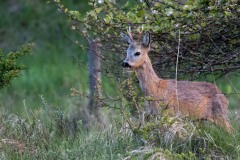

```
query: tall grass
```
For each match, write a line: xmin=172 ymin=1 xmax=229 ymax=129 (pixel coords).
xmin=1 ymin=107 xmax=240 ymax=159
xmin=0 ymin=107 xmax=140 ymax=160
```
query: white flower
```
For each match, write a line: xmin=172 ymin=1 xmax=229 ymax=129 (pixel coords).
xmin=98 ymin=0 xmax=103 ymax=4
xmin=152 ymin=9 xmax=158 ymax=14
xmin=183 ymin=5 xmax=189 ymax=9
xmin=166 ymin=8 xmax=173 ymax=16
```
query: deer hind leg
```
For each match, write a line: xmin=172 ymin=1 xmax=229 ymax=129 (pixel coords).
xmin=211 ymin=100 xmax=232 ymax=133
xmin=212 ymin=116 xmax=233 ymax=133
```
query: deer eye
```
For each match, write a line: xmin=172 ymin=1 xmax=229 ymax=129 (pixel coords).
xmin=134 ymin=52 xmax=141 ymax=56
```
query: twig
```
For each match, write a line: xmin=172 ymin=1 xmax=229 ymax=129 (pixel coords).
xmin=175 ymin=30 xmax=180 ymax=114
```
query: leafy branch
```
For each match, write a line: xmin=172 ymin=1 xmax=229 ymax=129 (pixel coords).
xmin=0 ymin=43 xmax=33 ymax=89
xmin=50 ymin=0 xmax=240 ymax=80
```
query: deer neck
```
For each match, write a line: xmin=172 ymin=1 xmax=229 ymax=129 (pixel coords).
xmin=135 ymin=56 xmax=160 ymax=96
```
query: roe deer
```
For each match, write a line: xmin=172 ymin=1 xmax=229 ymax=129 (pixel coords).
xmin=121 ymin=30 xmax=232 ymax=132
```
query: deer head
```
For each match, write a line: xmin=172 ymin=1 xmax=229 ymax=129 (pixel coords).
xmin=121 ymin=31 xmax=151 ymax=69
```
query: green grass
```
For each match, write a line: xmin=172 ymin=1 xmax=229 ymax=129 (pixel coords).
xmin=0 ymin=0 xmax=91 ymax=114
xmin=0 ymin=45 xmax=88 ymax=112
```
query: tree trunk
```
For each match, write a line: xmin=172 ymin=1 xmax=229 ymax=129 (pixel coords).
xmin=88 ymin=39 xmax=101 ymax=120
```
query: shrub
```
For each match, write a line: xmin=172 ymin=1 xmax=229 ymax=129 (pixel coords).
xmin=0 ymin=43 xmax=33 ymax=89
xmin=52 ymin=0 xmax=240 ymax=80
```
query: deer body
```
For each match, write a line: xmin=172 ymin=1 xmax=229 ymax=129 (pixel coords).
xmin=121 ymin=31 xmax=232 ymax=131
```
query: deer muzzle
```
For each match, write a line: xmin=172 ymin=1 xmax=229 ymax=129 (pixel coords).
xmin=122 ymin=62 xmax=131 ymax=68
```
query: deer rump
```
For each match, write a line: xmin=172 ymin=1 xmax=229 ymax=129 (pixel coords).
xmin=147 ymin=80 xmax=228 ymax=119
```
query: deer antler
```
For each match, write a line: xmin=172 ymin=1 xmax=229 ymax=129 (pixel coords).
xmin=137 ymin=25 xmax=144 ymax=41
xmin=127 ymin=26 xmax=133 ymax=41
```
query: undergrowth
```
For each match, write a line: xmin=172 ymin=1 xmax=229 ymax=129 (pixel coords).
xmin=0 ymin=106 xmax=139 ymax=160
xmin=1 ymin=105 xmax=240 ymax=159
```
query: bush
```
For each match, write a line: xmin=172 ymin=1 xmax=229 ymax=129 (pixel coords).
xmin=0 ymin=43 xmax=33 ymax=89
xmin=52 ymin=0 xmax=240 ymax=80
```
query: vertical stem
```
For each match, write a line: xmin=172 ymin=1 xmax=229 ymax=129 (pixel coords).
xmin=175 ymin=30 xmax=180 ymax=114
xmin=88 ymin=39 xmax=101 ymax=116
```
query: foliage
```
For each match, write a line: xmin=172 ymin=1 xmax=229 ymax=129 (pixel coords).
xmin=0 ymin=44 xmax=33 ymax=89
xmin=52 ymin=0 xmax=240 ymax=80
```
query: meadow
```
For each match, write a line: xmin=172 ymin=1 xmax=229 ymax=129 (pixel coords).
xmin=1 ymin=0 xmax=240 ymax=159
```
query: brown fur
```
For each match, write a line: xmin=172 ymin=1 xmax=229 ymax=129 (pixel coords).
xmin=121 ymin=31 xmax=232 ymax=132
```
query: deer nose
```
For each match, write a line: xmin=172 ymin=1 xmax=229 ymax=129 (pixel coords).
xmin=122 ymin=62 xmax=131 ymax=68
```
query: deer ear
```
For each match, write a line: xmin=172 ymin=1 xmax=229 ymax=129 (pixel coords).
xmin=143 ymin=31 xmax=150 ymax=47
xmin=121 ymin=32 xmax=132 ymax=44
